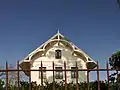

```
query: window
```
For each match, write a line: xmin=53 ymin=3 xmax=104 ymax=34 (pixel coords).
xmin=55 ymin=50 xmax=61 ymax=59
xmin=55 ymin=67 xmax=63 ymax=79
xmin=71 ymin=67 xmax=76 ymax=78
xmin=39 ymin=67 xmax=46 ymax=79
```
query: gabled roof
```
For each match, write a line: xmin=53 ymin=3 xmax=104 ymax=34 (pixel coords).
xmin=19 ymin=30 xmax=97 ymax=76
xmin=23 ymin=30 xmax=95 ymax=62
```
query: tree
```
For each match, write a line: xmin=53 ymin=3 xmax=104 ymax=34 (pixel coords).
xmin=117 ymin=0 xmax=120 ymax=8
xmin=109 ymin=51 xmax=120 ymax=69
xmin=109 ymin=51 xmax=120 ymax=90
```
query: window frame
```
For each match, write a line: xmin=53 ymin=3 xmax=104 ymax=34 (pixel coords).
xmin=71 ymin=67 xmax=76 ymax=79
xmin=55 ymin=49 xmax=62 ymax=59
xmin=55 ymin=67 xmax=63 ymax=79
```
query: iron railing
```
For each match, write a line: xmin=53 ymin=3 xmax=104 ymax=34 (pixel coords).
xmin=0 ymin=61 xmax=119 ymax=90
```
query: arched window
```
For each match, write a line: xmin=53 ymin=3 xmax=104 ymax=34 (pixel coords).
xmin=55 ymin=50 xmax=61 ymax=59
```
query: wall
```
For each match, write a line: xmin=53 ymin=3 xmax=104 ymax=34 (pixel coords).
xmin=30 ymin=42 xmax=87 ymax=85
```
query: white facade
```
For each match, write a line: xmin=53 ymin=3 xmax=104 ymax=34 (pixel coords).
xmin=20 ymin=31 xmax=97 ymax=85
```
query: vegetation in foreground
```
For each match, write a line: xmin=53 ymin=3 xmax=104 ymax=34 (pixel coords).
xmin=0 ymin=79 xmax=120 ymax=90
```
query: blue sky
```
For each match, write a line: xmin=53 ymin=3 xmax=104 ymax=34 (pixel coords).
xmin=0 ymin=0 xmax=120 ymax=80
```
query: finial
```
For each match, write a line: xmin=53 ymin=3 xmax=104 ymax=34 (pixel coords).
xmin=57 ymin=28 xmax=60 ymax=39
xmin=57 ymin=28 xmax=60 ymax=34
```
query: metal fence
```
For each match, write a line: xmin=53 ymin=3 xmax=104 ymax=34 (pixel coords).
xmin=0 ymin=61 xmax=119 ymax=90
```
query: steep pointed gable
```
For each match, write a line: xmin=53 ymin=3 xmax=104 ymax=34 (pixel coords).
xmin=20 ymin=31 xmax=97 ymax=76
xmin=24 ymin=31 xmax=95 ymax=63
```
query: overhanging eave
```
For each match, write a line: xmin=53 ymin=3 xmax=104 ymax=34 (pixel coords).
xmin=87 ymin=61 xmax=97 ymax=69
xmin=19 ymin=60 xmax=30 ymax=76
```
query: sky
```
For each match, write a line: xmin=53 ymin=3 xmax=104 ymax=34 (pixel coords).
xmin=0 ymin=0 xmax=120 ymax=81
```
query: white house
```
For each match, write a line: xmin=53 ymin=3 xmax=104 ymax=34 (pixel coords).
xmin=19 ymin=31 xmax=97 ymax=85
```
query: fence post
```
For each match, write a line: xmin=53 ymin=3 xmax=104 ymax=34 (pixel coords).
xmin=86 ymin=63 xmax=90 ymax=90
xmin=17 ymin=61 xmax=20 ymax=90
xmin=52 ymin=62 xmax=55 ymax=90
xmin=116 ymin=67 xmax=118 ymax=90
xmin=97 ymin=61 xmax=100 ymax=90
xmin=41 ymin=61 xmax=43 ymax=90
xmin=6 ymin=61 xmax=8 ymax=90
xmin=106 ymin=61 xmax=110 ymax=90
xmin=64 ymin=61 xmax=67 ymax=90
xmin=29 ymin=65 xmax=31 ymax=90
xmin=76 ymin=61 xmax=78 ymax=90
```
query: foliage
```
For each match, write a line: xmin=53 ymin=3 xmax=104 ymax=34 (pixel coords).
xmin=89 ymin=81 xmax=107 ymax=90
xmin=109 ymin=51 xmax=120 ymax=90
xmin=19 ymin=81 xmax=108 ymax=90
xmin=0 ymin=79 xmax=4 ymax=90
xmin=109 ymin=51 xmax=120 ymax=69
xmin=20 ymin=81 xmax=29 ymax=90
xmin=117 ymin=0 xmax=120 ymax=8
xmin=0 ymin=78 xmax=119 ymax=90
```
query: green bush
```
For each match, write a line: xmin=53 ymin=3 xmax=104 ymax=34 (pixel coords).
xmin=0 ymin=79 xmax=118 ymax=90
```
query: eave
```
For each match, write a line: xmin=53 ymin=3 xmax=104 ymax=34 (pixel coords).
xmin=86 ymin=61 xmax=97 ymax=69
xmin=19 ymin=60 xmax=30 ymax=76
